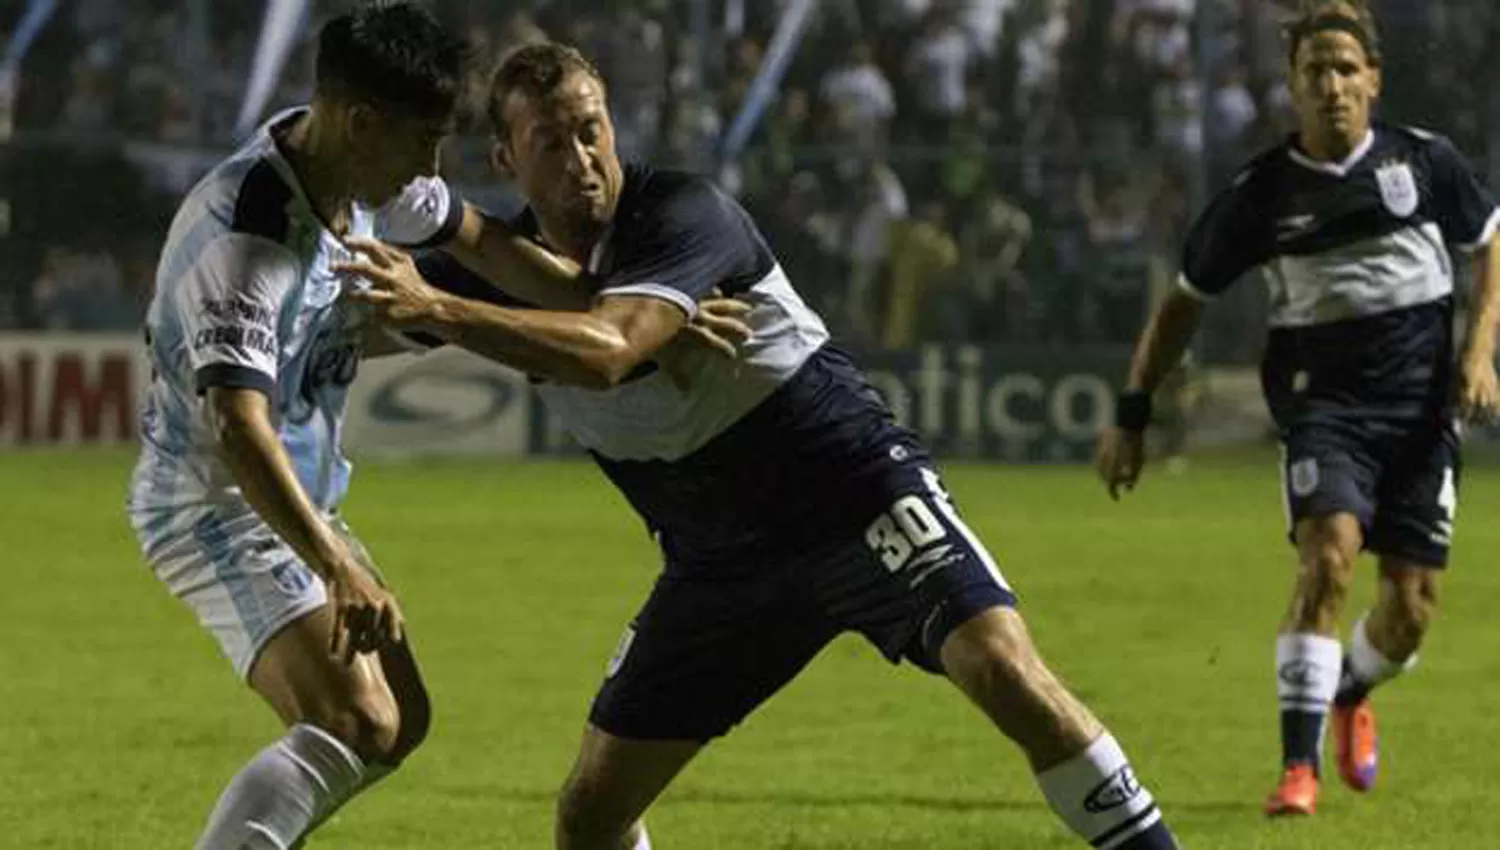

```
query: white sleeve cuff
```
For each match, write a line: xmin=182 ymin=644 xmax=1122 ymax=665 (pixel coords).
xmin=596 ymin=283 xmax=698 ymax=318
xmin=1456 ymin=207 xmax=1500 ymax=252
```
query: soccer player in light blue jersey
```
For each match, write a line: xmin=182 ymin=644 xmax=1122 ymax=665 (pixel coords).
xmin=126 ymin=6 xmax=471 ymax=846
xmin=128 ymin=6 xmax=746 ymax=842
xmin=121 ymin=3 xmax=652 ymax=846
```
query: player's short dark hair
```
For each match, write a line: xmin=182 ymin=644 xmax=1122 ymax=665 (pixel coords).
xmin=486 ymin=42 xmax=604 ymax=143
xmin=1286 ymin=0 xmax=1382 ymax=67
xmin=315 ymin=1 xmax=467 ymax=122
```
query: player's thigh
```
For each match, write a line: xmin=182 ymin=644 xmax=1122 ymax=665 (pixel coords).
xmin=589 ymin=567 xmax=838 ymax=743
xmin=140 ymin=507 xmax=331 ymax=680
xmin=249 ymin=519 xmax=427 ymax=761
xmin=813 ymin=466 xmax=1017 ymax=674
xmin=1280 ymin=426 xmax=1378 ymax=553
xmin=1369 ymin=421 xmax=1460 ymax=569
xmin=140 ymin=508 xmax=416 ymax=760
xmin=559 ymin=723 xmax=703 ymax=832
xmin=248 ymin=604 xmax=398 ymax=747
xmin=1293 ymin=513 xmax=1363 ymax=571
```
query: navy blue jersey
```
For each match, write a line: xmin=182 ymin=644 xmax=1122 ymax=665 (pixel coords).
xmin=419 ymin=165 xmax=922 ymax=568
xmin=1180 ymin=125 xmax=1499 ymax=424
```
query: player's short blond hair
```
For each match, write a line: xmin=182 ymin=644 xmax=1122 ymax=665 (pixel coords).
xmin=1285 ymin=0 xmax=1382 ymax=67
xmin=486 ymin=42 xmax=605 ymax=144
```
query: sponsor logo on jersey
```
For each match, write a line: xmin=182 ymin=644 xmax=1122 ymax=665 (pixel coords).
xmin=1275 ymin=214 xmax=1319 ymax=241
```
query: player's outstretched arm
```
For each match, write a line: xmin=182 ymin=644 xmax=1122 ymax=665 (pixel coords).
xmin=1096 ymin=290 xmax=1205 ymax=500
xmin=440 ymin=204 xmax=596 ymax=311
xmin=206 ymin=387 xmax=404 ymax=661
xmin=1458 ymin=238 xmax=1500 ymax=424
xmin=338 ymin=236 xmax=749 ymax=388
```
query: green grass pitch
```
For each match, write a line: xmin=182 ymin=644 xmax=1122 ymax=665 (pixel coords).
xmin=2 ymin=448 xmax=1497 ymax=848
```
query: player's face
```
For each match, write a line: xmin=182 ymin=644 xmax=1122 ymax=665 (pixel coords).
xmin=496 ymin=72 xmax=623 ymax=247
xmin=1290 ymin=31 xmax=1381 ymax=152
xmin=346 ymin=105 xmax=450 ymax=206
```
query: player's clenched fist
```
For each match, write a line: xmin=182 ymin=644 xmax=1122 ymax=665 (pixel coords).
xmin=1096 ymin=427 xmax=1145 ymax=502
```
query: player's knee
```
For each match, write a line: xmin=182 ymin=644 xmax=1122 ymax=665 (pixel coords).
xmin=941 ymin=609 xmax=1042 ymax=691
xmin=303 ymin=692 xmax=403 ymax=765
xmin=391 ymin=689 xmax=432 ymax=761
xmin=1302 ymin=543 xmax=1356 ymax=605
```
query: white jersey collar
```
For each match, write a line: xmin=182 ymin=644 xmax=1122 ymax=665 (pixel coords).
xmin=1287 ymin=128 xmax=1376 ymax=177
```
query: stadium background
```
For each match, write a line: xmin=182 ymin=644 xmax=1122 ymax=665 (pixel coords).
xmin=3 ymin=2 xmax=1500 ymax=848
xmin=7 ymin=0 xmax=1500 ymax=459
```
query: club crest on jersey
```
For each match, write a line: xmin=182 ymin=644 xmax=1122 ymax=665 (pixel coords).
xmin=1376 ymin=161 xmax=1419 ymax=218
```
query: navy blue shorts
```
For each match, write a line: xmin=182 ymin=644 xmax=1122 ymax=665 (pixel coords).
xmin=588 ymin=467 xmax=1018 ymax=742
xmin=1281 ymin=416 xmax=1460 ymax=566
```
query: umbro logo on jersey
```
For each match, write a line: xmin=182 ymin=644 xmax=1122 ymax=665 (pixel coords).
xmin=1275 ymin=215 xmax=1318 ymax=240
xmin=1084 ymin=766 xmax=1143 ymax=813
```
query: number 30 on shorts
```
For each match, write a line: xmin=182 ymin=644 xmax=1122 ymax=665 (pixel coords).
xmin=865 ymin=495 xmax=948 ymax=573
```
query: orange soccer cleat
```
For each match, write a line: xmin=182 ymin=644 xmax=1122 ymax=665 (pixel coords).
xmin=1264 ymin=764 xmax=1319 ymax=817
xmin=1333 ymin=699 xmax=1379 ymax=791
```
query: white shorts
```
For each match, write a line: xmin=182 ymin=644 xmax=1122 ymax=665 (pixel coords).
xmin=131 ymin=505 xmax=376 ymax=680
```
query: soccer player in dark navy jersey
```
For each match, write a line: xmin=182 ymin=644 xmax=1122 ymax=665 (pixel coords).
xmin=1098 ymin=0 xmax=1500 ymax=818
xmin=341 ymin=42 xmax=1183 ymax=850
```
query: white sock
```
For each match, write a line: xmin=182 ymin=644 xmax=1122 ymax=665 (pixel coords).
xmin=1036 ymin=733 xmax=1163 ymax=849
xmin=1276 ymin=633 xmax=1342 ymax=765
xmin=631 ymin=825 xmax=653 ymax=850
xmin=1348 ymin=615 xmax=1417 ymax=685
xmin=1276 ymin=633 xmax=1342 ymax=713
xmin=195 ymin=724 xmax=368 ymax=850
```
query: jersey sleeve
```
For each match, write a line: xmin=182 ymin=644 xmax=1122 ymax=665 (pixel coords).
xmin=1179 ymin=169 xmax=1268 ymax=300
xmin=1426 ymin=137 xmax=1500 ymax=251
xmin=597 ymin=181 xmax=755 ymax=318
xmin=175 ymin=234 xmax=299 ymax=395
xmin=376 ymin=176 xmax=465 ymax=249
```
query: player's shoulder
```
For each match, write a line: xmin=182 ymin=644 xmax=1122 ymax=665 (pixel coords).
xmin=1383 ymin=122 xmax=1454 ymax=150
xmin=1224 ymin=139 xmax=1297 ymax=195
xmin=178 ymin=143 xmax=294 ymax=247
xmin=621 ymin=164 xmax=738 ymax=227
xmin=1379 ymin=122 xmax=1476 ymax=170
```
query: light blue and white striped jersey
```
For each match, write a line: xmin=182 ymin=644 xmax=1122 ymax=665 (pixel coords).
xmin=128 ymin=108 xmax=461 ymax=527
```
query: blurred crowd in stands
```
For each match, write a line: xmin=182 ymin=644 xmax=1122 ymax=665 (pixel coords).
xmin=1 ymin=0 xmax=1497 ymax=361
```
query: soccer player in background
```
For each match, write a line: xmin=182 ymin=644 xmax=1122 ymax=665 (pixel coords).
xmin=1097 ymin=0 xmax=1500 ymax=817
xmin=341 ymin=42 xmax=1184 ymax=850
